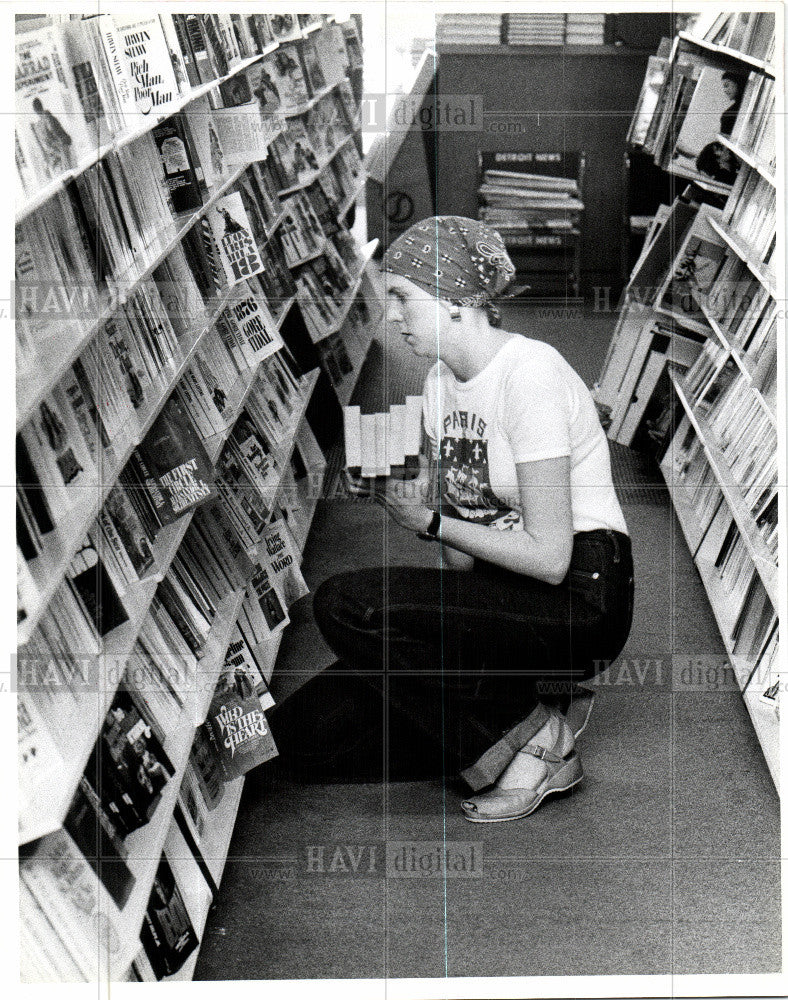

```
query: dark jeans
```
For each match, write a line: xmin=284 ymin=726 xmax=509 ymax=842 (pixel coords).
xmin=270 ymin=529 xmax=634 ymax=783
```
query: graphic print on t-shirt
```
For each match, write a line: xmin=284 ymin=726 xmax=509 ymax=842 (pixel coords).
xmin=439 ymin=427 xmax=520 ymax=529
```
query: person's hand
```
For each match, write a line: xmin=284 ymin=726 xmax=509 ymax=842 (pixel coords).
xmin=374 ymin=478 xmax=434 ymax=533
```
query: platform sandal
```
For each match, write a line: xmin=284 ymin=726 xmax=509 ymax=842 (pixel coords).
xmin=460 ymin=712 xmax=583 ymax=823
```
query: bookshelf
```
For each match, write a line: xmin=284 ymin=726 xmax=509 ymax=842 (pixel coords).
xmin=16 ymin=12 xmax=375 ymax=982
xmin=594 ymin=10 xmax=782 ymax=789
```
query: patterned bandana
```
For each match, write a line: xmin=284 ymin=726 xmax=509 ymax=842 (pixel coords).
xmin=382 ymin=216 xmax=516 ymax=309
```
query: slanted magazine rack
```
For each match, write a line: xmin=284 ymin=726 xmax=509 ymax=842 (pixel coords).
xmin=477 ymin=149 xmax=586 ymax=299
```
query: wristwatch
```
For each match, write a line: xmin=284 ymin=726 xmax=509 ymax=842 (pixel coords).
xmin=417 ymin=510 xmax=441 ymax=542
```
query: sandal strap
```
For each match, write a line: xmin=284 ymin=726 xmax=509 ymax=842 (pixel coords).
xmin=519 ymin=742 xmax=565 ymax=764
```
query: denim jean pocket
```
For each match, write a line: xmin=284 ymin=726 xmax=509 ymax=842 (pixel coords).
xmin=568 ymin=566 xmax=607 ymax=615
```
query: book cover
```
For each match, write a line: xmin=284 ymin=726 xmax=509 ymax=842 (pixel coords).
xmin=137 ymin=396 xmax=218 ymax=524
xmin=104 ymin=483 xmax=156 ymax=578
xmin=22 ymin=827 xmax=126 ymax=979
xmin=223 ymin=624 xmax=275 ymax=707
xmin=140 ymin=854 xmax=199 ymax=979
xmin=22 ymin=393 xmax=95 ymax=518
xmin=672 ymin=66 xmax=740 ymax=180
xmin=267 ymin=12 xmax=301 ymax=44
xmin=62 ymin=773 xmax=136 ymax=910
xmin=18 ymin=695 xmax=64 ymax=841
xmin=60 ymin=19 xmax=114 ymax=147
xmin=189 ymin=727 xmax=225 ymax=810
xmin=207 ymin=192 xmax=265 ymax=287
xmin=202 ymin=668 xmax=278 ymax=781
xmin=213 ymin=67 xmax=283 ymax=165
xmin=186 ymin=94 xmax=226 ymax=189
xmin=169 ymin=14 xmax=202 ymax=88
xmin=112 ymin=14 xmax=179 ymax=116
xmin=15 ymin=26 xmax=94 ymax=184
xmin=259 ymin=519 xmax=309 ymax=608
xmin=157 ymin=13 xmax=190 ymax=95
xmin=194 ymin=498 xmax=255 ymax=581
xmin=249 ymin=563 xmax=289 ymax=637
xmin=96 ymin=686 xmax=175 ymax=827
xmin=224 ymin=285 xmax=285 ymax=361
xmin=152 ymin=115 xmax=203 ymax=213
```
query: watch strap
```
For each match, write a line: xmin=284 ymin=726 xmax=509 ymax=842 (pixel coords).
xmin=417 ymin=510 xmax=441 ymax=541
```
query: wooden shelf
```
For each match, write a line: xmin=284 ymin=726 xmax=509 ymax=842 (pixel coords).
xmin=717 ymin=134 xmax=776 ymax=186
xmin=16 ymin=164 xmax=253 ymax=430
xmin=281 ymin=79 xmax=343 ymax=118
xmin=678 ymin=31 xmax=776 ymax=77
xmin=707 ymin=215 xmax=777 ymax=299
xmin=277 ymin=134 xmax=356 ymax=196
xmin=14 ymin=38 xmax=298 ymax=224
xmin=696 ymin=301 xmax=777 ymax=427
xmin=668 ymin=368 xmax=778 ymax=607
xmin=110 ymin=587 xmax=245 ymax=975
xmin=18 ymin=286 xmax=239 ymax=645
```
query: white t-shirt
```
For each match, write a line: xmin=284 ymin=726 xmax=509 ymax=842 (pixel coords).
xmin=422 ymin=336 xmax=628 ymax=535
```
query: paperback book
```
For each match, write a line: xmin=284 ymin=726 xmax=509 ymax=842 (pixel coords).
xmin=140 ymin=854 xmax=199 ymax=979
xmin=207 ymin=191 xmax=265 ymax=287
xmin=201 ymin=667 xmax=278 ymax=780
xmin=137 ymin=396 xmax=218 ymax=525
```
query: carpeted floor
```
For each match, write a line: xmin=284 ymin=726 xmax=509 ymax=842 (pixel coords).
xmin=194 ymin=303 xmax=780 ymax=982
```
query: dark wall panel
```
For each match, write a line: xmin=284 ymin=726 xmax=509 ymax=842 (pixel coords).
xmin=434 ymin=48 xmax=652 ymax=294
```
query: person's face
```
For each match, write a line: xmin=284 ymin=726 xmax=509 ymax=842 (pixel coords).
xmin=385 ymin=274 xmax=445 ymax=358
xmin=722 ymin=77 xmax=739 ymax=101
xmin=713 ymin=143 xmax=735 ymax=171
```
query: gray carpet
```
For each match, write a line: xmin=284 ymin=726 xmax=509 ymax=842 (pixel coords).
xmin=194 ymin=304 xmax=780 ymax=982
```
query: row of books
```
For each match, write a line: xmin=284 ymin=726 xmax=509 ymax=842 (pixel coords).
xmin=294 ymin=235 xmax=365 ymax=342
xmin=18 ymin=10 xmax=367 ymax=984
xmin=15 ymin=13 xmax=358 ymax=198
xmin=713 ymin=518 xmax=758 ymax=615
xmin=17 ymin=334 xmax=304 ymax=639
xmin=507 ymin=13 xmax=606 ymax=46
xmin=640 ymin=45 xmax=749 ymax=189
xmin=16 ymin=152 xmax=275 ymax=370
xmin=683 ymin=350 xmax=776 ymax=534
xmin=708 ymin=382 xmax=777 ymax=507
xmin=593 ymin=197 xmax=699 ymax=437
xmin=269 ymin=106 xmax=361 ymax=194
xmin=20 ymin=417 xmax=318 ymax=905
xmin=721 ymin=168 xmax=776 ymax=266
xmin=624 ymin=25 xmax=780 ymax=777
xmin=16 ymin=271 xmax=287 ymax=555
xmin=729 ymin=72 xmax=775 ymax=169
xmin=667 ymin=419 xmax=776 ymax=664
xmin=705 ymin=250 xmax=777 ymax=365
xmin=434 ymin=13 xmax=608 ymax=46
xmin=670 ymin=428 xmax=724 ymax=536
xmin=16 ymin=43 xmax=363 ymax=372
xmin=689 ymin=10 xmax=776 ymax=64
xmin=18 ymin=132 xmax=363 ymax=402
xmin=318 ymin=296 xmax=375 ymax=392
xmin=435 ymin=13 xmax=502 ymax=45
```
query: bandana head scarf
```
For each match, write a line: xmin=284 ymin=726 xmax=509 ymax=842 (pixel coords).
xmin=382 ymin=216 xmax=516 ymax=324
